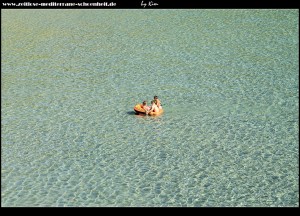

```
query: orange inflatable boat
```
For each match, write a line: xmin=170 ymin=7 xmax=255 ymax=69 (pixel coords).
xmin=133 ymin=104 xmax=164 ymax=116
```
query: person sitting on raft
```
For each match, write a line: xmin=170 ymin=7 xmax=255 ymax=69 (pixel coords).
xmin=154 ymin=96 xmax=162 ymax=109
xmin=146 ymin=100 xmax=159 ymax=115
xmin=141 ymin=101 xmax=150 ymax=112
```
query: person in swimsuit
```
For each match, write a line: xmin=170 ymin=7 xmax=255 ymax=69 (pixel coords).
xmin=141 ymin=101 xmax=150 ymax=112
xmin=146 ymin=100 xmax=159 ymax=114
xmin=154 ymin=96 xmax=162 ymax=109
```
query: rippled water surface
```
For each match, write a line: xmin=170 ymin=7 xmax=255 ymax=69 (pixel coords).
xmin=2 ymin=9 xmax=299 ymax=207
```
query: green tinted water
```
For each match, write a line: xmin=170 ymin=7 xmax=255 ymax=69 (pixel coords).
xmin=2 ymin=9 xmax=298 ymax=206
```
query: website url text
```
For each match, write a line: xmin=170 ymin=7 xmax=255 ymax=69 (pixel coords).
xmin=2 ymin=2 xmax=117 ymax=7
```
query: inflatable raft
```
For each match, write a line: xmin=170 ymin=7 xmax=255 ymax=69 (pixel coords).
xmin=133 ymin=104 xmax=164 ymax=116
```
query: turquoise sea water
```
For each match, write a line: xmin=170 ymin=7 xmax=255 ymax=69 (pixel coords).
xmin=1 ymin=9 xmax=299 ymax=207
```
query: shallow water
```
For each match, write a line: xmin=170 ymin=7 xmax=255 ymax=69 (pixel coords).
xmin=2 ymin=9 xmax=299 ymax=207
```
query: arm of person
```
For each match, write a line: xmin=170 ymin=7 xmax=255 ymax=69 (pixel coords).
xmin=146 ymin=106 xmax=154 ymax=115
xmin=158 ymin=99 xmax=162 ymax=107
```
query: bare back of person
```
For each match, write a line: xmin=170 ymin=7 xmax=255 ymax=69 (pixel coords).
xmin=147 ymin=100 xmax=159 ymax=114
xmin=152 ymin=104 xmax=159 ymax=112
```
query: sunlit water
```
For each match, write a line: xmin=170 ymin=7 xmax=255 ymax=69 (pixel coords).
xmin=2 ymin=9 xmax=298 ymax=207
